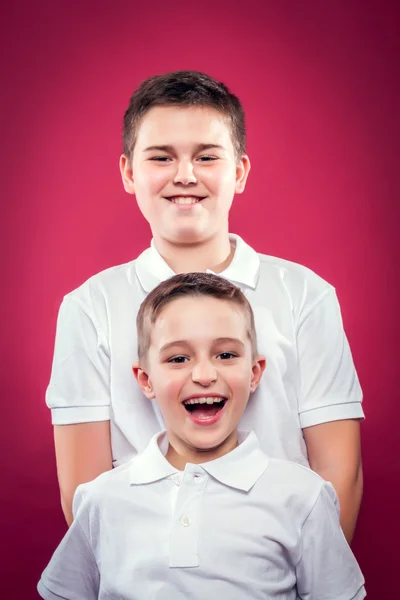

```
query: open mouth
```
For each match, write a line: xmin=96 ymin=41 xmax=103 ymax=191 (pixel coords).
xmin=183 ymin=396 xmax=227 ymax=419
xmin=164 ymin=195 xmax=206 ymax=205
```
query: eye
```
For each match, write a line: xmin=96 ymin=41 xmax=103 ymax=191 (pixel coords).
xmin=149 ymin=156 xmax=171 ymax=162
xmin=197 ymin=155 xmax=218 ymax=162
xmin=168 ymin=356 xmax=189 ymax=363
xmin=217 ymin=352 xmax=238 ymax=360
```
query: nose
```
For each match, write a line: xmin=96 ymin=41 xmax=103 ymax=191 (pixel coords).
xmin=173 ymin=160 xmax=197 ymax=185
xmin=191 ymin=359 xmax=217 ymax=387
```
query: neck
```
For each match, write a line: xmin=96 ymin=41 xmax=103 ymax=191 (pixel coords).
xmin=152 ymin=230 xmax=234 ymax=274
xmin=165 ymin=430 xmax=239 ymax=470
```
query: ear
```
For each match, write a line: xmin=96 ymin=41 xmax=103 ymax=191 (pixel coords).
xmin=235 ymin=154 xmax=251 ymax=194
xmin=132 ymin=364 xmax=155 ymax=400
xmin=249 ymin=355 xmax=266 ymax=393
xmin=120 ymin=154 xmax=136 ymax=195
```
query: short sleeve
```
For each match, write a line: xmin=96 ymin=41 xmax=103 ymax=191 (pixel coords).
xmin=46 ymin=294 xmax=111 ymax=424
xmin=37 ymin=488 xmax=99 ymax=600
xmin=297 ymin=288 xmax=364 ymax=428
xmin=296 ymin=482 xmax=366 ymax=600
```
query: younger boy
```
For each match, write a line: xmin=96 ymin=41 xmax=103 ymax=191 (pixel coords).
xmin=39 ymin=273 xmax=366 ymax=600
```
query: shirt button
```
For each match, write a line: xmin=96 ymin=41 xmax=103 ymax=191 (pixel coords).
xmin=173 ymin=474 xmax=182 ymax=486
xmin=181 ymin=516 xmax=191 ymax=527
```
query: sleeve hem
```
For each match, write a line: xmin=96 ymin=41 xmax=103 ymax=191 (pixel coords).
xmin=351 ymin=584 xmax=367 ymax=599
xmin=37 ymin=579 xmax=64 ymax=600
xmin=299 ymin=402 xmax=365 ymax=429
xmin=51 ymin=405 xmax=111 ymax=425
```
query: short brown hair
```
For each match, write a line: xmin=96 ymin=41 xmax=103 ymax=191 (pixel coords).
xmin=123 ymin=70 xmax=246 ymax=162
xmin=137 ymin=272 xmax=257 ymax=363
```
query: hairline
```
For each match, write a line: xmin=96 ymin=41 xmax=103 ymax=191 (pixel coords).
xmin=139 ymin=293 xmax=257 ymax=366
xmin=126 ymin=103 xmax=244 ymax=163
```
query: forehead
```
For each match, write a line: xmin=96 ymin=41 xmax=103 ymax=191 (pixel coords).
xmin=150 ymin=296 xmax=248 ymax=347
xmin=135 ymin=106 xmax=233 ymax=150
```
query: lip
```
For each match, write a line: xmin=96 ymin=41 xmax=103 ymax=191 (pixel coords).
xmin=164 ymin=195 xmax=207 ymax=200
xmin=163 ymin=196 xmax=206 ymax=211
xmin=182 ymin=394 xmax=229 ymax=427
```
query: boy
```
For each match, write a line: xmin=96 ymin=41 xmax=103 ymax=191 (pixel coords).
xmin=47 ymin=71 xmax=364 ymax=540
xmin=38 ymin=273 xmax=366 ymax=600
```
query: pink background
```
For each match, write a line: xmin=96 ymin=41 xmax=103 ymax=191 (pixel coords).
xmin=2 ymin=1 xmax=399 ymax=597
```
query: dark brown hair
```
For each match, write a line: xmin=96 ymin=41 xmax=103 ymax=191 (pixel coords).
xmin=137 ymin=272 xmax=257 ymax=362
xmin=123 ymin=70 xmax=246 ymax=162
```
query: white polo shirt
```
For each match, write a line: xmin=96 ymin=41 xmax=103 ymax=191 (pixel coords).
xmin=38 ymin=431 xmax=366 ymax=600
xmin=46 ymin=234 xmax=364 ymax=467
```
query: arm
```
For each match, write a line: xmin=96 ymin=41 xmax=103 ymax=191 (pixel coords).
xmin=303 ymin=419 xmax=363 ymax=544
xmin=296 ymin=482 xmax=365 ymax=600
xmin=295 ymin=286 xmax=364 ymax=542
xmin=47 ymin=294 xmax=113 ymax=524
xmin=54 ymin=422 xmax=113 ymax=526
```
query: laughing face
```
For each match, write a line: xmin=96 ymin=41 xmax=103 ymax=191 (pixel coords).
xmin=120 ymin=105 xmax=250 ymax=246
xmin=134 ymin=295 xmax=265 ymax=468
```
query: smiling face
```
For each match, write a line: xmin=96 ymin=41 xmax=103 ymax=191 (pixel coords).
xmin=134 ymin=295 xmax=265 ymax=468
xmin=120 ymin=105 xmax=250 ymax=246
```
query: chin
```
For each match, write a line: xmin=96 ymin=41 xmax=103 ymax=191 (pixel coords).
xmin=169 ymin=229 xmax=209 ymax=244
xmin=190 ymin=432 xmax=231 ymax=453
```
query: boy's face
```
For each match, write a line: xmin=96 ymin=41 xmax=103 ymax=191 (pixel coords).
xmin=134 ymin=296 xmax=265 ymax=462
xmin=120 ymin=106 xmax=250 ymax=245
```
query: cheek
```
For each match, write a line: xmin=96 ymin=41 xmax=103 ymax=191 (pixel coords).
xmin=152 ymin=170 xmax=172 ymax=192
xmin=208 ymin=174 xmax=236 ymax=205
xmin=200 ymin=165 xmax=235 ymax=188
xmin=227 ymin=370 xmax=253 ymax=395
xmin=134 ymin=174 xmax=170 ymax=222
xmin=154 ymin=370 xmax=185 ymax=404
xmin=136 ymin=167 xmax=171 ymax=194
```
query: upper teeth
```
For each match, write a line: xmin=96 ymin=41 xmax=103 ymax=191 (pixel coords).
xmin=184 ymin=397 xmax=224 ymax=405
xmin=170 ymin=196 xmax=200 ymax=205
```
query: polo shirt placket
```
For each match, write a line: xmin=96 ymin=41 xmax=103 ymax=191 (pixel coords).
xmin=169 ymin=465 xmax=207 ymax=568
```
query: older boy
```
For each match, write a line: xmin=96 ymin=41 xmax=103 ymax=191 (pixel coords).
xmin=39 ymin=273 xmax=365 ymax=600
xmin=48 ymin=71 xmax=364 ymax=539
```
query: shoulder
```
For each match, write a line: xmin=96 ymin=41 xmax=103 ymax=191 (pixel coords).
xmin=66 ymin=259 xmax=137 ymax=303
xmin=257 ymin=251 xmax=333 ymax=298
xmin=252 ymin=251 xmax=339 ymax=326
xmin=258 ymin=456 xmax=330 ymax=508
xmin=267 ymin=455 xmax=326 ymax=484
xmin=56 ymin=258 xmax=143 ymax=326
xmin=73 ymin=461 xmax=133 ymax=513
xmin=233 ymin=235 xmax=334 ymax=303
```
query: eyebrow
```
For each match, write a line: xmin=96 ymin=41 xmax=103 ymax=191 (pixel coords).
xmin=159 ymin=337 xmax=245 ymax=353
xmin=142 ymin=143 xmax=225 ymax=154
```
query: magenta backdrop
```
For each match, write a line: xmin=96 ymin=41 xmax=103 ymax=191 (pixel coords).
xmin=2 ymin=1 xmax=399 ymax=598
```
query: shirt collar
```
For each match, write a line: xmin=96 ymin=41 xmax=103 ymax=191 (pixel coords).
xmin=129 ymin=432 xmax=178 ymax=485
xmin=129 ymin=431 xmax=269 ymax=493
xmin=135 ymin=234 xmax=260 ymax=293
xmin=200 ymin=431 xmax=269 ymax=492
